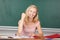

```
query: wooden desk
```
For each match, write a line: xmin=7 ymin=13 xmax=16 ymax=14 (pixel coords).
xmin=0 ymin=35 xmax=42 ymax=40
xmin=0 ymin=38 xmax=41 ymax=40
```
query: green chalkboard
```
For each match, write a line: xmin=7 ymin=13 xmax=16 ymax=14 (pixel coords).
xmin=0 ymin=0 xmax=60 ymax=28
xmin=40 ymin=0 xmax=60 ymax=28
xmin=0 ymin=0 xmax=40 ymax=26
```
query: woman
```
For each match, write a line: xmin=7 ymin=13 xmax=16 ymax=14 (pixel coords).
xmin=17 ymin=5 xmax=44 ymax=40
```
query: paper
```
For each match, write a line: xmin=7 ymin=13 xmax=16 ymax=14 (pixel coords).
xmin=0 ymin=36 xmax=8 ymax=38
xmin=0 ymin=35 xmax=33 ymax=39
xmin=10 ymin=36 xmax=33 ymax=39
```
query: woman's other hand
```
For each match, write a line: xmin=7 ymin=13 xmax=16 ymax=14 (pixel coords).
xmin=21 ymin=13 xmax=26 ymax=20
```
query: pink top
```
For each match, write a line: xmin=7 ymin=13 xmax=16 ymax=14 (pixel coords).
xmin=20 ymin=21 xmax=40 ymax=36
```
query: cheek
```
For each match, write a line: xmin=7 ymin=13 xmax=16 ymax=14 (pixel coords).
xmin=28 ymin=11 xmax=32 ymax=16
xmin=33 ymin=13 xmax=36 ymax=16
xmin=27 ymin=13 xmax=31 ymax=17
xmin=33 ymin=13 xmax=37 ymax=17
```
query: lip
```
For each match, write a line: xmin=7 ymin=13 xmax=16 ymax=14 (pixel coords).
xmin=30 ymin=15 xmax=34 ymax=17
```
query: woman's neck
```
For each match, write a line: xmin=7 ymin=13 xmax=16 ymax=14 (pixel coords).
xmin=28 ymin=18 xmax=33 ymax=22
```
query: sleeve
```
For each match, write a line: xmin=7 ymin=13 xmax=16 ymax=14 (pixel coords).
xmin=36 ymin=21 xmax=40 ymax=27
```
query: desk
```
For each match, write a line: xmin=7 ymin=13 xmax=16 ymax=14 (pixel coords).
xmin=0 ymin=38 xmax=41 ymax=40
xmin=0 ymin=36 xmax=41 ymax=40
xmin=0 ymin=35 xmax=41 ymax=40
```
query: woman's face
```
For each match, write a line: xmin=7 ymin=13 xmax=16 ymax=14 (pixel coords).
xmin=27 ymin=7 xmax=37 ymax=19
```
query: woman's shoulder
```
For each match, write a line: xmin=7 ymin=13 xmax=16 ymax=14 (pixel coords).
xmin=35 ymin=20 xmax=40 ymax=26
xmin=35 ymin=20 xmax=40 ymax=23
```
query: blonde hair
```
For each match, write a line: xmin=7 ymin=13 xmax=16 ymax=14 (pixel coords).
xmin=24 ymin=5 xmax=39 ymax=24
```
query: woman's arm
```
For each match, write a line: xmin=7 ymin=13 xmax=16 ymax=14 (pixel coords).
xmin=36 ymin=21 xmax=45 ymax=40
xmin=30 ymin=21 xmax=44 ymax=40
xmin=17 ymin=13 xmax=26 ymax=36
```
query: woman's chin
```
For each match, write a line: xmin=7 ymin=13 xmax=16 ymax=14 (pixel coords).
xmin=29 ymin=17 xmax=33 ymax=19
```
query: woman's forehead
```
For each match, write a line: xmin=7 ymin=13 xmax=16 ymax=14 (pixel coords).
xmin=29 ymin=7 xmax=37 ymax=12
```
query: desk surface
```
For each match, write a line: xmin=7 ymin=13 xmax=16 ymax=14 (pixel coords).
xmin=0 ymin=36 xmax=40 ymax=40
xmin=0 ymin=35 xmax=41 ymax=40
xmin=0 ymin=38 xmax=41 ymax=40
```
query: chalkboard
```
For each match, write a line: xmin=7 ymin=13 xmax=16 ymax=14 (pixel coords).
xmin=0 ymin=0 xmax=40 ymax=26
xmin=40 ymin=0 xmax=60 ymax=28
xmin=0 ymin=0 xmax=60 ymax=28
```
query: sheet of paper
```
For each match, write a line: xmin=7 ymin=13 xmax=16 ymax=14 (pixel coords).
xmin=0 ymin=35 xmax=33 ymax=39
xmin=10 ymin=36 xmax=33 ymax=39
xmin=0 ymin=36 xmax=8 ymax=38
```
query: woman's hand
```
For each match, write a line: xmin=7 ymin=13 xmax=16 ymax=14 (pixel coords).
xmin=21 ymin=13 xmax=26 ymax=20
xmin=17 ymin=13 xmax=26 ymax=36
xmin=28 ymin=33 xmax=35 ymax=37
xmin=15 ymin=32 xmax=20 ymax=36
xmin=15 ymin=32 xmax=22 ymax=36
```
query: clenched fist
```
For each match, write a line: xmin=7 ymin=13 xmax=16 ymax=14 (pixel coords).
xmin=21 ymin=13 xmax=26 ymax=20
